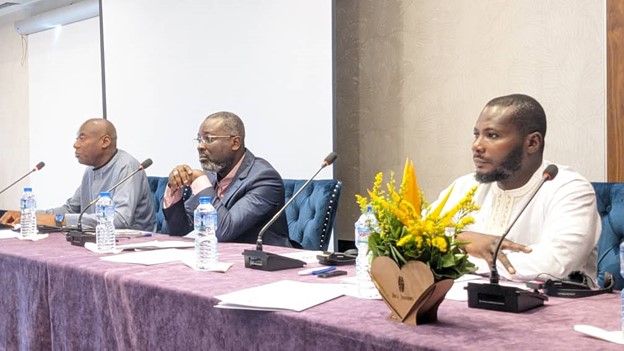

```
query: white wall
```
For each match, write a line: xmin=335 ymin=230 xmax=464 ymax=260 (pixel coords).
xmin=0 ymin=23 xmax=29 ymax=209
xmin=101 ymin=0 xmax=334 ymax=179
xmin=22 ymin=0 xmax=334 ymax=209
xmin=28 ymin=17 xmax=102 ymax=209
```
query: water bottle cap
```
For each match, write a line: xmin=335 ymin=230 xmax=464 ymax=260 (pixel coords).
xmin=24 ymin=187 xmax=32 ymax=192
xmin=100 ymin=192 xmax=111 ymax=197
xmin=199 ymin=196 xmax=212 ymax=204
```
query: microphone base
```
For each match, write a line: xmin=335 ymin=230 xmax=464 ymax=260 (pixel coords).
xmin=242 ymin=249 xmax=306 ymax=271
xmin=466 ymin=282 xmax=548 ymax=313
xmin=65 ymin=230 xmax=96 ymax=247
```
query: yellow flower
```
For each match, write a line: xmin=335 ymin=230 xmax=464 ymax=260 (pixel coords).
xmin=428 ymin=184 xmax=455 ymax=220
xmin=431 ymin=236 xmax=448 ymax=253
xmin=415 ymin=235 xmax=423 ymax=249
xmin=400 ymin=159 xmax=421 ymax=216
xmin=397 ymin=234 xmax=413 ymax=247
xmin=356 ymin=159 xmax=478 ymax=280
xmin=355 ymin=194 xmax=368 ymax=211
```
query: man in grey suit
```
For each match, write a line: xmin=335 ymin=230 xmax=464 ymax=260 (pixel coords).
xmin=162 ymin=111 xmax=292 ymax=247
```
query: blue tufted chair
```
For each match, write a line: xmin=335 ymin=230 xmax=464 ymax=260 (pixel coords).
xmin=148 ymin=176 xmax=343 ymax=249
xmin=282 ymin=179 xmax=342 ymax=251
xmin=148 ymin=176 xmax=192 ymax=233
xmin=592 ymin=182 xmax=624 ymax=290
xmin=148 ymin=176 xmax=170 ymax=233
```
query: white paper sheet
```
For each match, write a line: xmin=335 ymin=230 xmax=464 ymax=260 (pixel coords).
xmin=115 ymin=229 xmax=152 ymax=238
xmin=340 ymin=274 xmax=482 ymax=301
xmin=0 ymin=229 xmax=48 ymax=241
xmin=180 ymin=251 xmax=233 ymax=273
xmin=17 ymin=233 xmax=49 ymax=241
xmin=215 ymin=280 xmax=346 ymax=312
xmin=100 ymin=248 xmax=188 ymax=265
xmin=115 ymin=240 xmax=194 ymax=251
xmin=445 ymin=274 xmax=483 ymax=301
xmin=574 ymin=325 xmax=624 ymax=345
xmin=86 ymin=240 xmax=194 ymax=254
xmin=0 ymin=230 xmax=16 ymax=239
xmin=279 ymin=250 xmax=324 ymax=264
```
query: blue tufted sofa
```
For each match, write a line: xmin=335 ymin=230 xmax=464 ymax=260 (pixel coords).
xmin=147 ymin=176 xmax=342 ymax=251
xmin=592 ymin=182 xmax=624 ymax=290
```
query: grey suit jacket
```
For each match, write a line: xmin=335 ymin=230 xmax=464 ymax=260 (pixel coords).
xmin=163 ymin=150 xmax=291 ymax=247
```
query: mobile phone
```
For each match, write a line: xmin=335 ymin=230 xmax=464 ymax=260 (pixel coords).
xmin=317 ymin=270 xmax=347 ymax=278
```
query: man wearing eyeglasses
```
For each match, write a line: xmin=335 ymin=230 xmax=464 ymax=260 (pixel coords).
xmin=162 ymin=111 xmax=292 ymax=247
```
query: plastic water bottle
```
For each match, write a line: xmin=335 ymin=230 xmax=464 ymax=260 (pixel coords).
xmin=19 ymin=187 xmax=37 ymax=239
xmin=194 ymin=196 xmax=218 ymax=270
xmin=620 ymin=242 xmax=624 ymax=334
xmin=95 ymin=192 xmax=116 ymax=253
xmin=355 ymin=205 xmax=380 ymax=298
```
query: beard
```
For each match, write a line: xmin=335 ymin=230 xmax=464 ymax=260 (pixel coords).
xmin=200 ymin=158 xmax=229 ymax=173
xmin=474 ymin=144 xmax=523 ymax=183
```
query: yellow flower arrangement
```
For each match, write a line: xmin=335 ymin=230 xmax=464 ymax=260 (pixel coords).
xmin=356 ymin=160 xmax=480 ymax=281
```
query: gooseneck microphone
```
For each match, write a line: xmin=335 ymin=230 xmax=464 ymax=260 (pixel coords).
xmin=466 ymin=164 xmax=558 ymax=313
xmin=256 ymin=152 xmax=338 ymax=252
xmin=76 ymin=158 xmax=153 ymax=231
xmin=243 ymin=152 xmax=338 ymax=271
xmin=489 ymin=164 xmax=558 ymax=285
xmin=67 ymin=158 xmax=152 ymax=246
xmin=0 ymin=161 xmax=45 ymax=196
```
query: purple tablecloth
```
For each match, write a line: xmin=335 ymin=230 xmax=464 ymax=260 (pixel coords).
xmin=0 ymin=233 xmax=621 ymax=350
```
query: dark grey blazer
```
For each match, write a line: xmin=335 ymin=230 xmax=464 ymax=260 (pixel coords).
xmin=163 ymin=150 xmax=291 ymax=247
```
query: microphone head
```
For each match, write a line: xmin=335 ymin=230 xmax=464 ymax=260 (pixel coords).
xmin=543 ymin=164 xmax=558 ymax=181
xmin=34 ymin=161 xmax=45 ymax=171
xmin=140 ymin=158 xmax=153 ymax=170
xmin=322 ymin=152 xmax=338 ymax=167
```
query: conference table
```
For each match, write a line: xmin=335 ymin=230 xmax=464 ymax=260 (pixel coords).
xmin=0 ymin=232 xmax=621 ymax=351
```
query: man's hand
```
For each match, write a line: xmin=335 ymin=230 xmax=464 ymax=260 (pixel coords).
xmin=456 ymin=231 xmax=532 ymax=275
xmin=167 ymin=165 xmax=205 ymax=191
xmin=36 ymin=214 xmax=57 ymax=227
xmin=0 ymin=210 xmax=21 ymax=226
xmin=0 ymin=211 xmax=59 ymax=228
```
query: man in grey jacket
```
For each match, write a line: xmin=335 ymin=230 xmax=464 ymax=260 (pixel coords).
xmin=1 ymin=118 xmax=156 ymax=231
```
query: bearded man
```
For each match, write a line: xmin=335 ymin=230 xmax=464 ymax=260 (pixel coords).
xmin=162 ymin=111 xmax=291 ymax=247
xmin=435 ymin=94 xmax=600 ymax=282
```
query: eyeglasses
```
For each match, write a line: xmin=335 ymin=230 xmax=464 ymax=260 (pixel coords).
xmin=193 ymin=135 xmax=236 ymax=145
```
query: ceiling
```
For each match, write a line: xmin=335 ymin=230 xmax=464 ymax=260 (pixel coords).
xmin=0 ymin=0 xmax=81 ymax=27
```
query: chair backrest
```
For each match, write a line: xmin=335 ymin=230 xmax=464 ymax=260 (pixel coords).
xmin=148 ymin=176 xmax=192 ymax=233
xmin=148 ymin=176 xmax=170 ymax=233
xmin=283 ymin=179 xmax=342 ymax=251
xmin=591 ymin=182 xmax=624 ymax=290
xmin=148 ymin=176 xmax=343 ymax=249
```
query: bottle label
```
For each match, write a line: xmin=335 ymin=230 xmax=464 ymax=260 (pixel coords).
xmin=104 ymin=206 xmax=115 ymax=218
xmin=194 ymin=214 xmax=204 ymax=228
xmin=355 ymin=224 xmax=372 ymax=245
xmin=20 ymin=196 xmax=36 ymax=210
xmin=355 ymin=213 xmax=378 ymax=244
xmin=194 ymin=213 xmax=217 ymax=231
